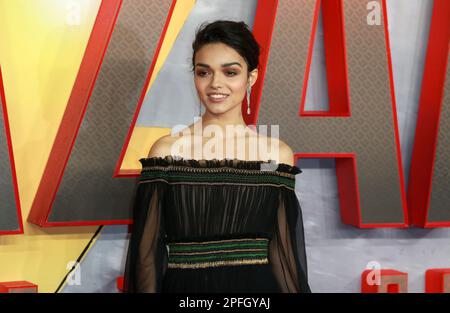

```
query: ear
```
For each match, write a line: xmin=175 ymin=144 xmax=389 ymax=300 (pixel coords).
xmin=248 ymin=68 xmax=259 ymax=87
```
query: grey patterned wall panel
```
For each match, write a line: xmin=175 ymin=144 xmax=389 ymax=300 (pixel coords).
xmin=0 ymin=79 xmax=20 ymax=232
xmin=48 ymin=0 xmax=173 ymax=222
xmin=428 ymin=52 xmax=450 ymax=222
xmin=257 ymin=0 xmax=405 ymax=225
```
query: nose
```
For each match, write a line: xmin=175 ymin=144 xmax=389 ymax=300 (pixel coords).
xmin=210 ymin=73 xmax=223 ymax=89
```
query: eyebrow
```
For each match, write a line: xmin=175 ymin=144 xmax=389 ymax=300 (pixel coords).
xmin=195 ymin=62 xmax=242 ymax=68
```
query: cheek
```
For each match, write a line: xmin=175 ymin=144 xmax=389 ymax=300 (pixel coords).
xmin=230 ymin=80 xmax=248 ymax=95
xmin=194 ymin=79 xmax=207 ymax=93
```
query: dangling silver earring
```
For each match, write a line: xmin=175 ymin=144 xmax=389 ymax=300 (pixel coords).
xmin=246 ymin=85 xmax=251 ymax=115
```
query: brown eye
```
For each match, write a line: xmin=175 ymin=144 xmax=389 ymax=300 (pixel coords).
xmin=196 ymin=71 xmax=208 ymax=77
xmin=226 ymin=71 xmax=237 ymax=76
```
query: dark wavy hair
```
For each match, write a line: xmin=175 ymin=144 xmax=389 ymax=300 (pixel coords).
xmin=191 ymin=20 xmax=260 ymax=74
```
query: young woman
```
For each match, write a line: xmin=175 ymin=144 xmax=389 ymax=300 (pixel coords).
xmin=123 ymin=20 xmax=311 ymax=293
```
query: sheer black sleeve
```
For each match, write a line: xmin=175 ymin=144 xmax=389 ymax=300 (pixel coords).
xmin=123 ymin=167 xmax=168 ymax=293
xmin=270 ymin=185 xmax=311 ymax=293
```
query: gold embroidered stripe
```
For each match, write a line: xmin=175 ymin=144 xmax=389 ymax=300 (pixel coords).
xmin=168 ymin=258 xmax=269 ymax=269
xmin=167 ymin=237 xmax=270 ymax=269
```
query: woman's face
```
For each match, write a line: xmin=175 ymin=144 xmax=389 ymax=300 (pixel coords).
xmin=194 ymin=42 xmax=258 ymax=115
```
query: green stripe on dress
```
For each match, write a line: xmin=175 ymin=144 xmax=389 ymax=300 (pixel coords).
xmin=167 ymin=237 xmax=271 ymax=269
xmin=169 ymin=242 xmax=268 ymax=252
xmin=169 ymin=253 xmax=268 ymax=263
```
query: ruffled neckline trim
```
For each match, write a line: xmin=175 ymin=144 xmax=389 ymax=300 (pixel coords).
xmin=139 ymin=155 xmax=302 ymax=175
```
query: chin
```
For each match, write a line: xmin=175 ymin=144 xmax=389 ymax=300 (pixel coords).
xmin=204 ymin=102 xmax=231 ymax=112
xmin=207 ymin=107 xmax=229 ymax=115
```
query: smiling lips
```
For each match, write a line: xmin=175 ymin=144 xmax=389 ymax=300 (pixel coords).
xmin=207 ymin=93 xmax=229 ymax=102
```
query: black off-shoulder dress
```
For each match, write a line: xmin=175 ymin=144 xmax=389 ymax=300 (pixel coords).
xmin=123 ymin=155 xmax=311 ymax=293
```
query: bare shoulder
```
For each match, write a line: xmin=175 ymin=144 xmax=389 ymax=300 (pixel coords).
xmin=147 ymin=134 xmax=174 ymax=158
xmin=256 ymin=135 xmax=294 ymax=166
xmin=273 ymin=138 xmax=295 ymax=166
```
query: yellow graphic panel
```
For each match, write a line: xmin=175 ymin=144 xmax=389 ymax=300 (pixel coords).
xmin=121 ymin=126 xmax=171 ymax=171
xmin=0 ymin=0 xmax=102 ymax=293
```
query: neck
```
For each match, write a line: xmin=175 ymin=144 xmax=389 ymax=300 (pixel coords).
xmin=195 ymin=103 xmax=254 ymax=137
